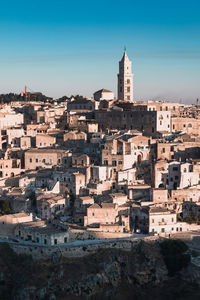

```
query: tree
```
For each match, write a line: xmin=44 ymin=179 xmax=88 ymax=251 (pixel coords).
xmin=69 ymin=190 xmax=75 ymax=208
xmin=0 ymin=198 xmax=11 ymax=214
xmin=160 ymin=239 xmax=190 ymax=276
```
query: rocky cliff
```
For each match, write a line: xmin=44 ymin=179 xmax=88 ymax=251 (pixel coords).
xmin=0 ymin=240 xmax=199 ymax=300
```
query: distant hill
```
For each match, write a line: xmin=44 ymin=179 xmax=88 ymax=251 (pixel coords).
xmin=0 ymin=92 xmax=53 ymax=103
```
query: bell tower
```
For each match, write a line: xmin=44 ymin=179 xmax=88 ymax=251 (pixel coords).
xmin=117 ymin=49 xmax=134 ymax=102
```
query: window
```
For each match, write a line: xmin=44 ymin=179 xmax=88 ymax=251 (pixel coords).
xmin=118 ymin=161 xmax=123 ymax=165
xmin=162 ymin=148 xmax=165 ymax=153
xmin=112 ymin=160 xmax=117 ymax=166
xmin=173 ymin=167 xmax=178 ymax=171
xmin=36 ymin=158 xmax=38 ymax=163
xmin=42 ymin=159 xmax=46 ymax=163
xmin=54 ymin=239 xmax=57 ymax=245
xmin=161 ymin=228 xmax=165 ymax=233
xmin=104 ymin=160 xmax=108 ymax=166
xmin=127 ymin=87 xmax=130 ymax=92
xmin=127 ymin=79 xmax=130 ymax=84
xmin=175 ymin=176 xmax=179 ymax=180
xmin=172 ymin=218 xmax=174 ymax=222
xmin=64 ymin=237 xmax=67 ymax=243
xmin=162 ymin=218 xmax=164 ymax=223
xmin=44 ymin=239 xmax=47 ymax=244
xmin=152 ymin=219 xmax=154 ymax=223
xmin=29 ymin=158 xmax=32 ymax=163
xmin=176 ymin=228 xmax=179 ymax=232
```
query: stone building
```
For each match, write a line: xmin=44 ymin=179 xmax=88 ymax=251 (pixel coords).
xmin=0 ymin=107 xmax=24 ymax=129
xmin=172 ymin=116 xmax=200 ymax=135
xmin=36 ymin=134 xmax=56 ymax=148
xmin=95 ymin=110 xmax=171 ymax=136
xmin=93 ymin=89 xmax=114 ymax=101
xmin=117 ymin=50 xmax=134 ymax=102
xmin=14 ymin=221 xmax=69 ymax=245
xmin=84 ymin=202 xmax=130 ymax=232
xmin=102 ymin=133 xmax=150 ymax=179
xmin=0 ymin=212 xmax=33 ymax=234
xmin=148 ymin=207 xmax=185 ymax=235
xmin=153 ymin=160 xmax=200 ymax=189
xmin=67 ymin=99 xmax=95 ymax=112
xmin=39 ymin=194 xmax=66 ymax=220
xmin=25 ymin=149 xmax=70 ymax=170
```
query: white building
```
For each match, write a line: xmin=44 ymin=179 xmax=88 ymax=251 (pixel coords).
xmin=149 ymin=207 xmax=185 ymax=235
xmin=117 ymin=49 xmax=134 ymax=102
xmin=0 ymin=106 xmax=24 ymax=129
xmin=93 ymin=89 xmax=114 ymax=101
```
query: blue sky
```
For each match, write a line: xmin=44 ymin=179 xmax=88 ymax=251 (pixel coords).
xmin=0 ymin=0 xmax=200 ymax=102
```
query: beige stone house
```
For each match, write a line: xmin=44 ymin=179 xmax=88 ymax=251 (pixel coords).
xmin=25 ymin=149 xmax=70 ymax=170
xmin=148 ymin=207 xmax=185 ymax=235
xmin=36 ymin=134 xmax=56 ymax=148
xmin=0 ymin=212 xmax=33 ymax=234
xmin=14 ymin=220 xmax=69 ymax=245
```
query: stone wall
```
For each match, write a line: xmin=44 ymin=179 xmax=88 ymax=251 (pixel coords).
xmin=9 ymin=236 xmax=159 ymax=260
xmin=68 ymin=228 xmax=132 ymax=241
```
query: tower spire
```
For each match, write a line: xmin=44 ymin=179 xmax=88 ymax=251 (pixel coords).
xmin=117 ymin=50 xmax=134 ymax=102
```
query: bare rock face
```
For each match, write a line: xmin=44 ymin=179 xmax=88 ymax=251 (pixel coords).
xmin=2 ymin=240 xmax=199 ymax=300
xmin=11 ymin=241 xmax=168 ymax=300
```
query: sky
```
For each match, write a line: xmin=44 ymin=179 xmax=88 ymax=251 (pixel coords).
xmin=0 ymin=0 xmax=200 ymax=102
